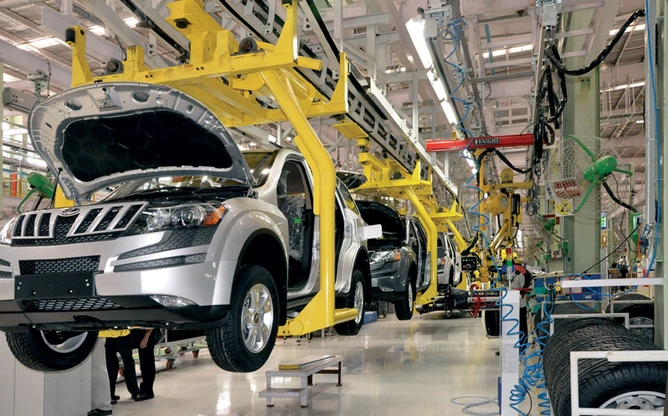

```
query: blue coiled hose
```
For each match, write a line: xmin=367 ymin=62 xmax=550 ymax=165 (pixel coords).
xmin=498 ymin=286 xmax=555 ymax=415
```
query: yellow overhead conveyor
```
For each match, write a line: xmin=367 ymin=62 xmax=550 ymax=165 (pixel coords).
xmin=338 ymin=135 xmax=467 ymax=308
xmin=66 ymin=0 xmax=356 ymax=335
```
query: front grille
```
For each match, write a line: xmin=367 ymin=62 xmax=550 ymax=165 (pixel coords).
xmin=24 ymin=215 xmax=35 ymax=236
xmin=11 ymin=203 xmax=146 ymax=246
xmin=38 ymin=214 xmax=51 ymax=236
xmin=75 ymin=209 xmax=102 ymax=234
xmin=95 ymin=206 xmax=122 ymax=231
xmin=0 ymin=271 xmax=11 ymax=278
xmin=118 ymin=228 xmax=216 ymax=259
xmin=114 ymin=253 xmax=206 ymax=272
xmin=13 ymin=233 xmax=118 ymax=246
xmin=0 ymin=259 xmax=10 ymax=266
xmin=19 ymin=256 xmax=100 ymax=275
xmin=22 ymin=297 xmax=121 ymax=312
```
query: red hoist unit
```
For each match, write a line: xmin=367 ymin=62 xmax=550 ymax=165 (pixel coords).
xmin=426 ymin=134 xmax=535 ymax=152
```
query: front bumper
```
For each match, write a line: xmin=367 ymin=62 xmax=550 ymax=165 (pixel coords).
xmin=0 ymin=228 xmax=236 ymax=332
xmin=0 ymin=297 xmax=230 ymax=332
xmin=369 ymin=261 xmax=405 ymax=301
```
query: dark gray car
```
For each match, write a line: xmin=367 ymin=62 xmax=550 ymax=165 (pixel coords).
xmin=356 ymin=201 xmax=429 ymax=320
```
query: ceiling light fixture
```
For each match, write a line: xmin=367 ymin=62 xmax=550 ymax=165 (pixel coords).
xmin=124 ymin=17 xmax=139 ymax=28
xmin=604 ymin=81 xmax=645 ymax=92
xmin=406 ymin=15 xmax=458 ymax=125
xmin=88 ymin=25 xmax=107 ymax=36
xmin=482 ymin=44 xmax=533 ymax=59
xmin=2 ymin=73 xmax=20 ymax=83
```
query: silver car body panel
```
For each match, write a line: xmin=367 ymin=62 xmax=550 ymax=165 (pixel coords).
xmin=251 ymin=149 xmax=368 ymax=299
xmin=0 ymin=197 xmax=288 ymax=308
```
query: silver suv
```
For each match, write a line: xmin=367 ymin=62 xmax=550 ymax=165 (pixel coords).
xmin=0 ymin=82 xmax=371 ymax=373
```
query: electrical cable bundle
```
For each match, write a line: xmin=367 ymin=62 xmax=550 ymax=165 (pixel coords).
xmin=530 ymin=10 xmax=647 ymax=216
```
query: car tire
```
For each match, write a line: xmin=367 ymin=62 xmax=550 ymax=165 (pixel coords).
xmin=605 ymin=294 xmax=654 ymax=342
xmin=335 ymin=269 xmax=365 ymax=336
xmin=543 ymin=318 xmax=667 ymax=416
xmin=394 ymin=278 xmax=415 ymax=321
xmin=6 ymin=329 xmax=97 ymax=372
xmin=206 ymin=264 xmax=279 ymax=372
xmin=605 ymin=293 xmax=651 ymax=312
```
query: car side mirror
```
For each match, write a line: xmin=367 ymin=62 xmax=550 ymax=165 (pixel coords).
xmin=360 ymin=224 xmax=382 ymax=240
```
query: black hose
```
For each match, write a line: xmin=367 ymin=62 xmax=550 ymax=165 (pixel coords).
xmin=461 ymin=233 xmax=478 ymax=256
xmin=545 ymin=9 xmax=646 ymax=76
xmin=602 ymin=180 xmax=637 ymax=213
xmin=494 ymin=149 xmax=531 ymax=174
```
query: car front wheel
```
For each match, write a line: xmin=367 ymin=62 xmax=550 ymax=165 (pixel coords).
xmin=394 ymin=277 xmax=415 ymax=321
xmin=6 ymin=329 xmax=98 ymax=372
xmin=335 ymin=269 xmax=365 ymax=335
xmin=206 ymin=264 xmax=279 ymax=372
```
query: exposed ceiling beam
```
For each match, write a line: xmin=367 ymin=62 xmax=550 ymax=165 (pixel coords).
xmin=0 ymin=0 xmax=43 ymax=8
xmin=0 ymin=38 xmax=71 ymax=87
xmin=0 ymin=26 xmax=71 ymax=68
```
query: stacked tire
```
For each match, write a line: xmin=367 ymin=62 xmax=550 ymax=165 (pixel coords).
xmin=606 ymin=293 xmax=654 ymax=342
xmin=543 ymin=318 xmax=667 ymax=416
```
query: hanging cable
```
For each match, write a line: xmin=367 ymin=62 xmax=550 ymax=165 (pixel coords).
xmin=493 ymin=149 xmax=531 ymax=174
xmin=601 ymin=180 xmax=637 ymax=213
xmin=545 ymin=10 xmax=646 ymax=76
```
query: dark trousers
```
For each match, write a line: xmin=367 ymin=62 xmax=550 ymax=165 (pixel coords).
xmin=132 ymin=330 xmax=157 ymax=395
xmin=105 ymin=336 xmax=139 ymax=397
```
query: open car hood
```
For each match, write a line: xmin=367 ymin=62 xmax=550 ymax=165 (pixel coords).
xmin=355 ymin=200 xmax=405 ymax=242
xmin=28 ymin=82 xmax=252 ymax=202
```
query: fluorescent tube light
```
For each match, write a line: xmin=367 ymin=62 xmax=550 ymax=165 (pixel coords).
xmin=406 ymin=16 xmax=458 ymax=125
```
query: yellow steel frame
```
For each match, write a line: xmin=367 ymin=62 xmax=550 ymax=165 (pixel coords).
xmin=348 ymin=142 xmax=465 ymax=306
xmin=66 ymin=0 xmax=357 ymax=335
xmin=475 ymin=160 xmax=532 ymax=282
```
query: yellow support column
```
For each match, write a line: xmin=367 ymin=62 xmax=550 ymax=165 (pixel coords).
xmin=262 ymin=72 xmax=345 ymax=334
xmin=405 ymin=189 xmax=438 ymax=306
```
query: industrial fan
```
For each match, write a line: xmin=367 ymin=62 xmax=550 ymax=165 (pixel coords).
xmin=546 ymin=135 xmax=633 ymax=219
xmin=17 ymin=171 xmax=55 ymax=213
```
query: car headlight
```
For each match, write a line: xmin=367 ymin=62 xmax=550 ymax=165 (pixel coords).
xmin=133 ymin=203 xmax=227 ymax=234
xmin=370 ymin=249 xmax=401 ymax=264
xmin=0 ymin=217 xmax=17 ymax=245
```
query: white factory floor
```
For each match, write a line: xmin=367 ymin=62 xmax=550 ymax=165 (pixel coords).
xmin=109 ymin=312 xmax=502 ymax=416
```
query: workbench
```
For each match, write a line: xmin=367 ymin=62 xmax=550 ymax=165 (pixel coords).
xmin=259 ymin=355 xmax=343 ymax=408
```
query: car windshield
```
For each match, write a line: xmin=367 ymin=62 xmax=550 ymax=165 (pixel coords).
xmin=102 ymin=175 xmax=246 ymax=201
xmin=243 ymin=151 xmax=278 ymax=187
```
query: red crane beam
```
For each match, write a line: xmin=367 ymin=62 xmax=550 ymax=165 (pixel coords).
xmin=426 ymin=134 xmax=535 ymax=152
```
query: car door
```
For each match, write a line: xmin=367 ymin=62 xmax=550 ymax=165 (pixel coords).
xmin=412 ymin=219 xmax=430 ymax=290
xmin=447 ymin=235 xmax=462 ymax=285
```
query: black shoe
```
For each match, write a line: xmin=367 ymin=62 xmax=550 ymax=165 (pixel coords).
xmin=134 ymin=393 xmax=154 ymax=402
xmin=88 ymin=409 xmax=113 ymax=416
xmin=110 ymin=395 xmax=120 ymax=405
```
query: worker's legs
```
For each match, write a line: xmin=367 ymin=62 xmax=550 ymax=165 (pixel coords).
xmin=116 ymin=336 xmax=140 ymax=396
xmin=104 ymin=339 xmax=119 ymax=398
xmin=137 ymin=341 xmax=156 ymax=396
xmin=91 ymin=339 xmax=112 ymax=412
